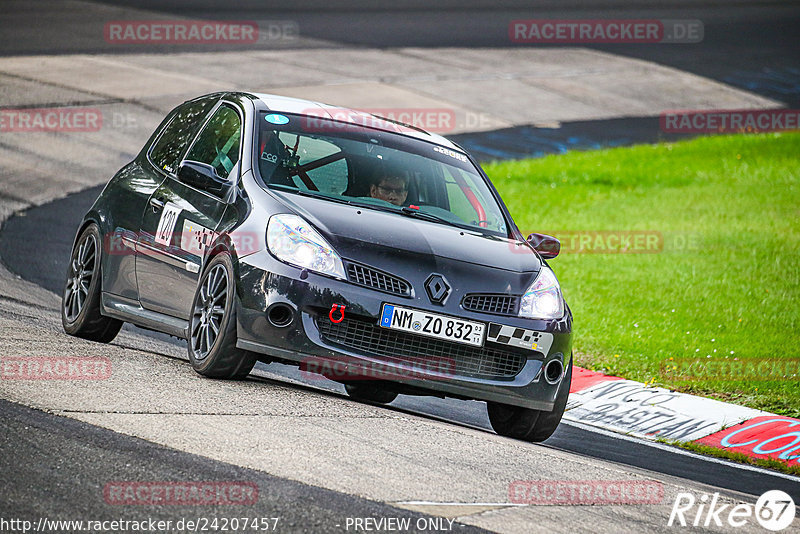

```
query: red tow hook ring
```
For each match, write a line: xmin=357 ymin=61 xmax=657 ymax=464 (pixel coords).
xmin=329 ymin=304 xmax=346 ymax=323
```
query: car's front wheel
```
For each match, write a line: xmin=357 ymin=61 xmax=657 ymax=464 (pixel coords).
xmin=188 ymin=252 xmax=256 ymax=379
xmin=62 ymin=223 xmax=123 ymax=342
xmin=487 ymin=354 xmax=572 ymax=442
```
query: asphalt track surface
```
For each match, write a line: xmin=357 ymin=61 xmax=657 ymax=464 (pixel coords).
xmin=89 ymin=2 xmax=800 ymax=104
xmin=1 ymin=1 xmax=799 ymax=532
xmin=0 ymin=399 xmax=487 ymax=534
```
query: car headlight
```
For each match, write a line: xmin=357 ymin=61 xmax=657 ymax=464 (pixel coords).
xmin=267 ymin=214 xmax=346 ymax=279
xmin=519 ymin=266 xmax=564 ymax=319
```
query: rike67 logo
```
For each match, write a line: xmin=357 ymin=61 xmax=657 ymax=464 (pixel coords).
xmin=668 ymin=490 xmax=796 ymax=531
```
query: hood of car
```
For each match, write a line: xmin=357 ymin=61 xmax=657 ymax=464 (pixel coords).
xmin=273 ymin=192 xmax=542 ymax=274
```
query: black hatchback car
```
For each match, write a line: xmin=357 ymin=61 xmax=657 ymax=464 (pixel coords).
xmin=62 ymin=92 xmax=573 ymax=442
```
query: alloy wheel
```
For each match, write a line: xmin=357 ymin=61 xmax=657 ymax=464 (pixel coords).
xmin=64 ymin=233 xmax=97 ymax=322
xmin=190 ymin=264 xmax=228 ymax=360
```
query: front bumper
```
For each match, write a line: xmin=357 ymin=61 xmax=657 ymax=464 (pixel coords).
xmin=235 ymin=254 xmax=572 ymax=411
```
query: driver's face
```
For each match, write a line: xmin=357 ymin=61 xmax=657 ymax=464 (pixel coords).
xmin=370 ymin=177 xmax=408 ymax=206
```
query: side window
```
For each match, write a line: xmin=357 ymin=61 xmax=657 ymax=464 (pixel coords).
xmin=185 ymin=105 xmax=242 ymax=180
xmin=149 ymin=97 xmax=217 ymax=175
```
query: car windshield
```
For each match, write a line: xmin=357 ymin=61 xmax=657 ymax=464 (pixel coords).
xmin=255 ymin=112 xmax=509 ymax=236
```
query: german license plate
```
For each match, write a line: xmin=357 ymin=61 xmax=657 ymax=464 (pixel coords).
xmin=379 ymin=304 xmax=485 ymax=347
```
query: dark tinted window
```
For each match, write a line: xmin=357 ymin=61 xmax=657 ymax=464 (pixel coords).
xmin=185 ymin=105 xmax=242 ymax=179
xmin=149 ymin=96 xmax=217 ymax=174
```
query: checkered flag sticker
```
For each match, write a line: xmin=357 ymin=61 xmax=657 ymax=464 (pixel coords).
xmin=486 ymin=323 xmax=553 ymax=354
xmin=181 ymin=220 xmax=215 ymax=255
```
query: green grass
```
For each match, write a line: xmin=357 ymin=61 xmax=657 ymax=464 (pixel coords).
xmin=484 ymin=133 xmax=800 ymax=417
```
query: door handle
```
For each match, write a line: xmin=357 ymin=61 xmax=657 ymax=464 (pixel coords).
xmin=149 ymin=197 xmax=165 ymax=210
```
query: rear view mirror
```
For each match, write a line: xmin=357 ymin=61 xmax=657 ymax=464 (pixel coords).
xmin=526 ymin=233 xmax=560 ymax=259
xmin=178 ymin=160 xmax=231 ymax=197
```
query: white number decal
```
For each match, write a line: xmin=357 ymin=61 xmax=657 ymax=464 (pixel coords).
xmin=154 ymin=202 xmax=182 ymax=246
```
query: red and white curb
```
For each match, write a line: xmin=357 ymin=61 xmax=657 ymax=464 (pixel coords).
xmin=564 ymin=367 xmax=800 ymax=467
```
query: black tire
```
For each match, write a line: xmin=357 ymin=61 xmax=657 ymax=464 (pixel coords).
xmin=188 ymin=252 xmax=256 ymax=379
xmin=344 ymin=382 xmax=399 ymax=404
xmin=487 ymin=355 xmax=573 ymax=442
xmin=62 ymin=224 xmax=123 ymax=343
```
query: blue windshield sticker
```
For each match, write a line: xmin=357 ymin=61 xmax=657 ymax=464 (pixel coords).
xmin=265 ymin=114 xmax=289 ymax=125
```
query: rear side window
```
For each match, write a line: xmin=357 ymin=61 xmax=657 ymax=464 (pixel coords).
xmin=149 ymin=96 xmax=217 ymax=175
xmin=186 ymin=105 xmax=242 ymax=179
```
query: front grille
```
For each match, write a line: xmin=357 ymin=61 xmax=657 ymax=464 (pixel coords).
xmin=346 ymin=262 xmax=411 ymax=296
xmin=462 ymin=294 xmax=519 ymax=316
xmin=316 ymin=316 xmax=526 ymax=379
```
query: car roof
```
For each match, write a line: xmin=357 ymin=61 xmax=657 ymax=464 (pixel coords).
xmin=245 ymin=92 xmax=463 ymax=152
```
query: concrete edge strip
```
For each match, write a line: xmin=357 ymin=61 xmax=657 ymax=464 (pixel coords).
xmin=567 ymin=366 xmax=800 ymax=469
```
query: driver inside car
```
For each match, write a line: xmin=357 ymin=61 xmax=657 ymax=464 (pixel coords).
xmin=370 ymin=172 xmax=409 ymax=206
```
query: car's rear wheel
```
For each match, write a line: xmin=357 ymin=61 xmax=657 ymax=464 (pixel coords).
xmin=188 ymin=252 xmax=256 ymax=379
xmin=487 ymin=354 xmax=572 ymax=442
xmin=344 ymin=382 xmax=399 ymax=404
xmin=62 ymin=223 xmax=123 ymax=342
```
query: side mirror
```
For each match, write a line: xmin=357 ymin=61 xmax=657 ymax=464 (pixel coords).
xmin=178 ymin=160 xmax=231 ymax=197
xmin=526 ymin=233 xmax=560 ymax=259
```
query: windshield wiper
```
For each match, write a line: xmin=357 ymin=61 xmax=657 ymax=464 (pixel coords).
xmin=400 ymin=206 xmax=503 ymax=236
xmin=399 ymin=206 xmax=457 ymax=226
xmin=271 ymin=187 xmax=497 ymax=234
xmin=272 ymin=185 xmax=354 ymax=206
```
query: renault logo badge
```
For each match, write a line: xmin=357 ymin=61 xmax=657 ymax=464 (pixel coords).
xmin=424 ymin=274 xmax=450 ymax=304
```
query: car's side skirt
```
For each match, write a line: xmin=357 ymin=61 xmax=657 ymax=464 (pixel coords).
xmin=101 ymin=292 xmax=188 ymax=339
